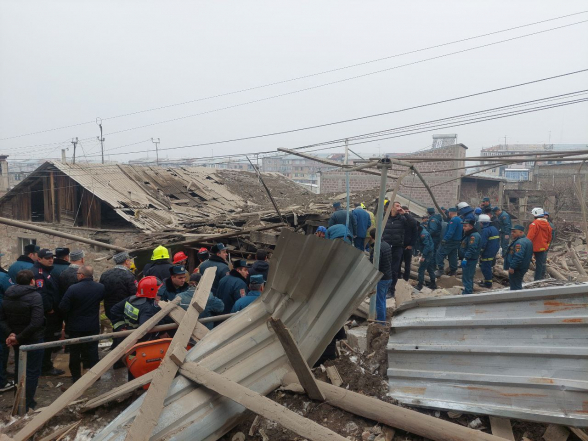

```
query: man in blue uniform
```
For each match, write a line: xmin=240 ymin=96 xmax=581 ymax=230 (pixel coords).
xmin=8 ymin=244 xmax=39 ymax=281
xmin=415 ymin=225 xmax=437 ymax=291
xmin=457 ymin=202 xmax=476 ymax=223
xmin=352 ymin=203 xmax=371 ymax=250
xmin=480 ymin=196 xmax=491 ymax=211
xmin=157 ymin=265 xmax=190 ymax=302
xmin=459 ymin=220 xmax=481 ymax=295
xmin=477 ymin=214 xmax=500 ymax=288
xmin=492 ymin=207 xmax=512 ymax=257
xmin=328 ymin=202 xmax=357 ymax=239
xmin=198 ymin=243 xmax=230 ymax=295
xmin=426 ymin=208 xmax=443 ymax=253
xmin=231 ymin=274 xmax=264 ymax=312
xmin=315 ymin=226 xmax=327 ymax=238
xmin=325 ymin=224 xmax=353 ymax=244
xmin=504 ymin=225 xmax=533 ymax=291
xmin=217 ymin=259 xmax=250 ymax=314
xmin=435 ymin=208 xmax=463 ymax=277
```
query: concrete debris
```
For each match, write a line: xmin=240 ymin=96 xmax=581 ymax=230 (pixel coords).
xmin=346 ymin=327 xmax=368 ymax=353
xmin=542 ymin=424 xmax=570 ymax=441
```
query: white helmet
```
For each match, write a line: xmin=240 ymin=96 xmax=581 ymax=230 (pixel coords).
xmin=457 ymin=202 xmax=469 ymax=210
xmin=478 ymin=214 xmax=491 ymax=223
xmin=531 ymin=207 xmax=544 ymax=217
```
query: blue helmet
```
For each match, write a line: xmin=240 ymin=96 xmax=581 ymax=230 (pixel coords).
xmin=317 ymin=226 xmax=327 ymax=234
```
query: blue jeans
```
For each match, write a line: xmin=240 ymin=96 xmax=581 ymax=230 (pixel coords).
xmin=534 ymin=251 xmax=547 ymax=281
xmin=480 ymin=259 xmax=494 ymax=286
xmin=436 ymin=240 xmax=460 ymax=272
xmin=417 ymin=254 xmax=436 ymax=285
xmin=353 ymin=236 xmax=365 ymax=251
xmin=509 ymin=269 xmax=526 ymax=290
xmin=462 ymin=260 xmax=477 ymax=294
xmin=14 ymin=341 xmax=44 ymax=410
xmin=376 ymin=279 xmax=392 ymax=322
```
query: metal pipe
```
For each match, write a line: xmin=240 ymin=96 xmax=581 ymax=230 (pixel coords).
xmin=0 ymin=216 xmax=127 ymax=252
xmin=16 ymin=350 xmax=27 ymax=416
xmin=411 ymin=166 xmax=448 ymax=220
xmin=345 ymin=139 xmax=350 ymax=237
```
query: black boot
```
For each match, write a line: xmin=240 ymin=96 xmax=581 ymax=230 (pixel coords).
xmin=429 ymin=282 xmax=438 ymax=290
xmin=416 ymin=283 xmax=423 ymax=291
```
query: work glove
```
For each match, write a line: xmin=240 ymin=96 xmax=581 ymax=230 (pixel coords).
xmin=461 ymin=259 xmax=467 ymax=268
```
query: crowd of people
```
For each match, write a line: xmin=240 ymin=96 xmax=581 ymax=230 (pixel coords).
xmin=0 ymin=244 xmax=271 ymax=410
xmin=325 ymin=198 xmax=555 ymax=324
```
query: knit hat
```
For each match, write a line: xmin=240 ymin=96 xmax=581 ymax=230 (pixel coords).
xmin=69 ymin=250 xmax=85 ymax=261
xmin=113 ymin=251 xmax=130 ymax=264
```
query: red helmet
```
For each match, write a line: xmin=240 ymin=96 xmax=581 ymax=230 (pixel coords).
xmin=197 ymin=247 xmax=208 ymax=254
xmin=172 ymin=251 xmax=188 ymax=264
xmin=137 ymin=276 xmax=163 ymax=299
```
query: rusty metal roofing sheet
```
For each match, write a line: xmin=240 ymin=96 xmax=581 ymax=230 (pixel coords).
xmin=387 ymin=284 xmax=588 ymax=427
xmin=93 ymin=229 xmax=382 ymax=440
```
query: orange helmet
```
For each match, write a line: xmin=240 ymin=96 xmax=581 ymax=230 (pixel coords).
xmin=172 ymin=251 xmax=188 ymax=264
xmin=137 ymin=276 xmax=163 ymax=299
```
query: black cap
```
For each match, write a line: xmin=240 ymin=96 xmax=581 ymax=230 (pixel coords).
xmin=170 ymin=265 xmax=187 ymax=275
xmin=190 ymin=273 xmax=202 ymax=283
xmin=55 ymin=247 xmax=70 ymax=258
xmin=464 ymin=219 xmax=476 ymax=226
xmin=24 ymin=244 xmax=40 ymax=254
xmin=38 ymin=249 xmax=54 ymax=259
xmin=233 ymin=259 xmax=251 ymax=269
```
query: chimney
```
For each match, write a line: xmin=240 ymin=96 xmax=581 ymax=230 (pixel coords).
xmin=0 ymin=155 xmax=9 ymax=193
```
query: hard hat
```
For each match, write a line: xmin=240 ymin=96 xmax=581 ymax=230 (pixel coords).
xmin=151 ymin=245 xmax=170 ymax=261
xmin=317 ymin=226 xmax=327 ymax=234
xmin=360 ymin=203 xmax=366 ymax=209
xmin=129 ymin=262 xmax=137 ymax=273
xmin=197 ymin=247 xmax=208 ymax=254
xmin=172 ymin=251 xmax=188 ymax=264
xmin=136 ymin=276 xmax=163 ymax=299
xmin=478 ymin=214 xmax=491 ymax=223
xmin=474 ymin=207 xmax=482 ymax=215
xmin=457 ymin=202 xmax=469 ymax=210
xmin=531 ymin=207 xmax=545 ymax=217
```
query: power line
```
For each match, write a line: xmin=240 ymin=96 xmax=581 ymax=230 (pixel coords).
xmin=3 ymin=13 xmax=588 ymax=144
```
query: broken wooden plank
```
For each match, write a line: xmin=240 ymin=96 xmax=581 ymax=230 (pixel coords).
xmin=569 ymin=427 xmax=588 ymax=441
xmin=37 ymin=421 xmax=81 ymax=441
xmin=268 ymin=317 xmax=325 ymax=401
xmin=325 ymin=366 xmax=343 ymax=387
xmin=282 ymin=372 xmax=506 ymax=441
xmin=125 ymin=268 xmax=215 ymax=441
xmin=180 ymin=362 xmax=347 ymax=441
xmin=165 ymin=302 xmax=209 ymax=341
xmin=82 ymin=373 xmax=153 ymax=411
xmin=13 ymin=297 xmax=181 ymax=441
xmin=543 ymin=424 xmax=570 ymax=441
xmin=489 ymin=416 xmax=515 ymax=441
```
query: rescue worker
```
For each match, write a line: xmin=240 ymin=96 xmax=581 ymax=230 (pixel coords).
xmin=172 ymin=251 xmax=188 ymax=266
xmin=474 ymin=207 xmax=482 ymax=230
xmin=415 ymin=224 xmax=437 ymax=291
xmin=435 ymin=208 xmax=462 ymax=277
xmin=492 ymin=207 xmax=512 ymax=257
xmin=527 ymin=207 xmax=553 ymax=281
xmin=504 ymin=225 xmax=533 ymax=290
xmin=315 ymin=226 xmax=327 ymax=238
xmin=426 ymin=207 xmax=443 ymax=253
xmin=177 ymin=287 xmax=224 ymax=330
xmin=363 ymin=203 xmax=376 ymax=241
xmin=157 ymin=265 xmax=190 ymax=302
xmin=249 ymin=250 xmax=270 ymax=282
xmin=420 ymin=213 xmax=430 ymax=231
xmin=0 ymin=251 xmax=14 ymax=299
xmin=198 ymin=243 xmax=230 ymax=295
xmin=231 ymin=274 xmax=264 ymax=312
xmin=368 ymin=228 xmax=393 ymax=323
xmin=457 ymin=202 xmax=476 ymax=223
xmin=352 ymin=202 xmax=371 ymax=250
xmin=58 ymin=250 xmax=85 ymax=299
xmin=32 ymin=249 xmax=65 ymax=376
xmin=325 ymin=224 xmax=353 ymax=244
xmin=8 ymin=244 xmax=39 ymax=280
xmin=217 ymin=259 xmax=250 ymax=314
xmin=328 ymin=202 xmax=357 ymax=239
xmin=459 ymin=219 xmax=481 ymax=295
xmin=477 ymin=214 xmax=500 ymax=288
xmin=99 ymin=252 xmax=138 ymax=320
xmin=196 ymin=248 xmax=209 ymax=268
xmin=51 ymin=247 xmax=71 ymax=281
xmin=400 ymin=206 xmax=418 ymax=282
xmin=143 ymin=245 xmax=172 ymax=281
xmin=110 ymin=276 xmax=167 ymax=342
xmin=480 ymin=197 xmax=491 ymax=210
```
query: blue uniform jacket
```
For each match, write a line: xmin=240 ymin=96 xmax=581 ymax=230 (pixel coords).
xmin=479 ymin=224 xmax=500 ymax=259
xmin=8 ymin=256 xmax=35 ymax=281
xmin=352 ymin=208 xmax=371 ymax=238
xmin=178 ymin=290 xmax=224 ymax=330
xmin=417 ymin=229 xmax=435 ymax=257
xmin=157 ymin=278 xmax=190 ymax=302
xmin=231 ymin=291 xmax=261 ymax=313
xmin=459 ymin=231 xmax=481 ymax=260
xmin=497 ymin=211 xmax=512 ymax=234
xmin=328 ymin=209 xmax=358 ymax=236
xmin=198 ymin=255 xmax=230 ymax=295
xmin=459 ymin=206 xmax=476 ymax=223
xmin=326 ymin=224 xmax=353 ymax=244
xmin=428 ymin=214 xmax=443 ymax=238
xmin=504 ymin=236 xmax=533 ymax=271
xmin=443 ymin=216 xmax=463 ymax=242
xmin=0 ymin=269 xmax=14 ymax=302
xmin=217 ymin=270 xmax=248 ymax=314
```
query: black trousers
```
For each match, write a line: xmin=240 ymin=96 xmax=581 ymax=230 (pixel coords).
xmin=401 ymin=247 xmax=413 ymax=281
xmin=42 ymin=312 xmax=62 ymax=371
xmin=68 ymin=331 xmax=99 ymax=379
xmin=388 ymin=246 xmax=405 ymax=296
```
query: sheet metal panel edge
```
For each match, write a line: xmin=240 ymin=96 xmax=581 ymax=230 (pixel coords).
xmin=387 ymin=283 xmax=588 ymax=427
xmin=92 ymin=229 xmax=381 ymax=440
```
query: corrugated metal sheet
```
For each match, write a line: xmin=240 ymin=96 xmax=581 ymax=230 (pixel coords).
xmin=387 ymin=284 xmax=588 ymax=427
xmin=93 ymin=229 xmax=382 ymax=440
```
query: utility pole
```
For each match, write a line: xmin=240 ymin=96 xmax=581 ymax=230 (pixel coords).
xmin=96 ymin=117 xmax=105 ymax=164
xmin=151 ymin=138 xmax=160 ymax=166
xmin=71 ymin=137 xmax=78 ymax=164
xmin=61 ymin=149 xmax=67 ymax=163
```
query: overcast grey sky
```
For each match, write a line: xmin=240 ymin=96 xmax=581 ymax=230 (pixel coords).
xmin=1 ymin=0 xmax=587 ymax=163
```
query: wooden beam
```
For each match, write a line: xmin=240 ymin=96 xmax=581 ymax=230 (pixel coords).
xmin=82 ymin=373 xmax=153 ymax=411
xmin=180 ymin=362 xmax=348 ymax=441
xmin=489 ymin=417 xmax=515 ymax=441
xmin=37 ymin=421 xmax=80 ymax=441
xmin=124 ymin=268 xmax=215 ymax=441
xmin=325 ymin=366 xmax=343 ymax=387
xmin=13 ymin=298 xmax=181 ymax=441
xmin=165 ymin=302 xmax=209 ymax=341
xmin=268 ymin=317 xmax=325 ymax=401
xmin=282 ymin=372 xmax=507 ymax=441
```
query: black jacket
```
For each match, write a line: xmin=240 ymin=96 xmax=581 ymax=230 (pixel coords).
xmin=371 ymin=241 xmax=393 ymax=280
xmin=248 ymin=260 xmax=269 ymax=281
xmin=0 ymin=285 xmax=45 ymax=344
xmin=99 ymin=266 xmax=138 ymax=317
xmin=109 ymin=295 xmax=167 ymax=341
xmin=403 ymin=214 xmax=418 ymax=247
xmin=382 ymin=214 xmax=406 ymax=248
xmin=32 ymin=261 xmax=60 ymax=313
xmin=143 ymin=259 xmax=173 ymax=282
xmin=59 ymin=278 xmax=105 ymax=334
xmin=217 ymin=269 xmax=248 ymax=314
xmin=58 ymin=264 xmax=81 ymax=297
